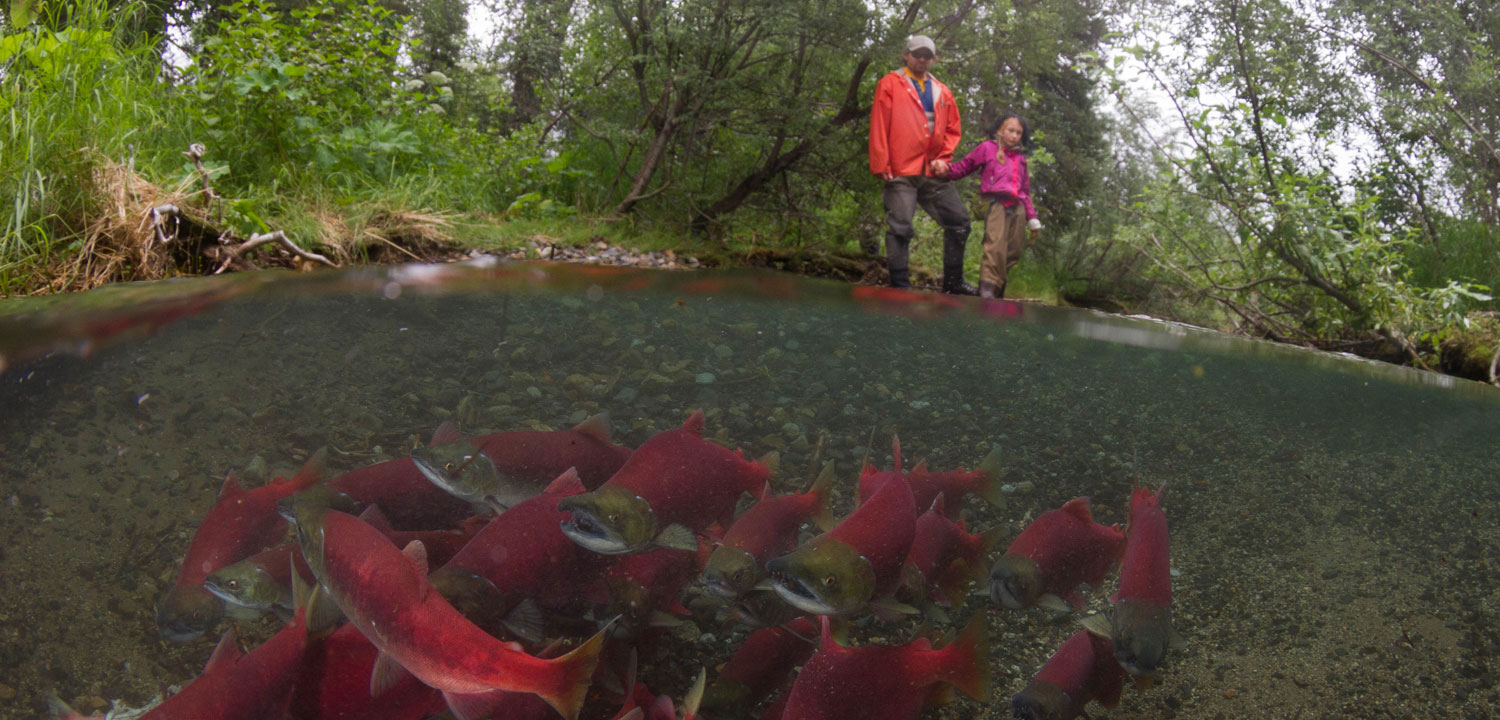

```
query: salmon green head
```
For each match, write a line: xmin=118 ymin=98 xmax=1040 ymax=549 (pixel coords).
xmin=1110 ymin=599 xmax=1174 ymax=676
xmin=154 ymin=583 xmax=225 ymax=643
xmin=990 ymin=553 xmax=1042 ymax=610
xmin=765 ymin=535 xmax=876 ymax=616
xmin=703 ymin=545 xmax=761 ymax=599
xmin=558 ymin=485 xmax=659 ymax=555
xmin=204 ymin=561 xmax=288 ymax=611
xmin=1010 ymin=679 xmax=1071 ymax=720
xmin=411 ymin=443 xmax=503 ymax=507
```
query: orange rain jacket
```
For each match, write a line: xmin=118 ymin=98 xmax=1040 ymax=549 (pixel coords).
xmin=868 ymin=69 xmax=963 ymax=178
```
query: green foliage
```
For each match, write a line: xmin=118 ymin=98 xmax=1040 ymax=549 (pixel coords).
xmin=0 ymin=0 xmax=187 ymax=295
xmin=186 ymin=0 xmax=444 ymax=186
xmin=1091 ymin=0 xmax=1494 ymax=364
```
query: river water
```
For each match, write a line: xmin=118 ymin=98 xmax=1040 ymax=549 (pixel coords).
xmin=0 ymin=261 xmax=1496 ymax=719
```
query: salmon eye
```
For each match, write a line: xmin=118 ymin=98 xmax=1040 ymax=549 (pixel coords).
xmin=227 ymin=580 xmax=240 ymax=589
xmin=823 ymin=576 xmax=837 ymax=587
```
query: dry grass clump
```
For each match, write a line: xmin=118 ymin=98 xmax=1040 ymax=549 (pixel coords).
xmin=34 ymin=152 xmax=462 ymax=295
xmin=46 ymin=152 xmax=210 ymax=294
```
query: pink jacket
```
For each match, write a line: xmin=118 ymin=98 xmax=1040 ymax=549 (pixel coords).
xmin=948 ymin=139 xmax=1036 ymax=220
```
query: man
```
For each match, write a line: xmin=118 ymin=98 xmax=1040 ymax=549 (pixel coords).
xmin=868 ymin=35 xmax=975 ymax=294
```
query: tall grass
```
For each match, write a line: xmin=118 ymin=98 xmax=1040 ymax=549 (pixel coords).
xmin=0 ymin=0 xmax=192 ymax=295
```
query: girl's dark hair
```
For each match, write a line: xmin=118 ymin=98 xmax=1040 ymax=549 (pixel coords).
xmin=985 ymin=113 xmax=1030 ymax=151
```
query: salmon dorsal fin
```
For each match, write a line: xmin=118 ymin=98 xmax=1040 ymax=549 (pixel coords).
xmin=429 ymin=420 xmax=463 ymax=447
xmin=913 ymin=459 xmax=930 ymax=475
xmin=890 ymin=434 xmax=903 ymax=472
xmin=573 ymin=412 xmax=613 ymax=442
xmin=1061 ymin=497 xmax=1094 ymax=522
xmin=544 ymin=467 xmax=586 ymax=495
xmin=401 ymin=540 xmax=430 ymax=583
xmin=291 ymin=447 xmax=327 ymax=487
xmin=682 ymin=410 xmax=707 ymax=436
xmin=203 ymin=629 xmax=242 ymax=674
xmin=357 ymin=504 xmax=393 ymax=533
xmin=928 ymin=493 xmax=947 ymax=516
xmin=217 ymin=473 xmax=244 ymax=499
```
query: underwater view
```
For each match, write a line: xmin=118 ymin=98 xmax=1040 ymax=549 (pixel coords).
xmin=1 ymin=261 xmax=1497 ymax=720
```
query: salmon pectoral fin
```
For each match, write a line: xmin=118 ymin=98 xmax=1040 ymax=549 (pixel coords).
xmin=371 ymin=651 xmax=412 ymax=698
xmin=443 ymin=689 xmax=512 ymax=720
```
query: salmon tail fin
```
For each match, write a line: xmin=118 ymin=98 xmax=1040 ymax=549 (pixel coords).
xmin=937 ymin=561 xmax=973 ymax=610
xmin=541 ymin=620 xmax=612 ymax=720
xmin=975 ymin=444 xmax=1006 ymax=509
xmin=977 ymin=526 xmax=1006 ymax=556
xmin=805 ymin=460 xmax=836 ymax=531
xmin=938 ymin=613 xmax=990 ymax=702
xmin=291 ymin=447 xmax=328 ymax=489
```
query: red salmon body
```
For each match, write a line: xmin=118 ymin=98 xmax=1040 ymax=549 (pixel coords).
xmin=147 ymin=612 xmax=311 ymax=720
xmin=326 ymin=457 xmax=474 ymax=530
xmin=437 ymin=470 xmax=611 ymax=604
xmin=469 ymin=413 xmax=634 ymax=490
xmin=306 ymin=509 xmax=605 ymax=720
xmin=1012 ymin=630 xmax=1123 ymax=720
xmin=157 ymin=454 xmax=325 ymax=641
xmin=779 ymin=616 xmax=987 ymax=720
xmin=289 ymin=623 xmax=445 ymax=720
xmin=603 ymin=411 xmax=770 ymax=531
xmin=702 ymin=618 xmax=817 ymax=713
xmin=1003 ymin=497 xmax=1125 ymax=607
xmin=1114 ymin=485 xmax=1172 ymax=606
xmin=179 ymin=455 xmax=324 ymax=585
xmin=904 ymin=498 xmax=995 ymax=606
xmin=718 ymin=483 xmax=828 ymax=565
xmin=827 ymin=475 xmax=917 ymax=596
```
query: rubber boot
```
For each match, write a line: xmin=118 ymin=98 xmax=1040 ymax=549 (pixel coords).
xmin=889 ymin=267 xmax=911 ymax=289
xmin=979 ymin=281 xmax=999 ymax=299
xmin=941 ymin=262 xmax=978 ymax=296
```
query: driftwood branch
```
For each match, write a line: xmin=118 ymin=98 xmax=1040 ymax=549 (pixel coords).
xmin=213 ymin=231 xmax=337 ymax=274
xmin=151 ymin=204 xmax=180 ymax=245
xmin=183 ymin=143 xmax=223 ymax=223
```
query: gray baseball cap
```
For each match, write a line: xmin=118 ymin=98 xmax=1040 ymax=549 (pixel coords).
xmin=906 ymin=35 xmax=936 ymax=55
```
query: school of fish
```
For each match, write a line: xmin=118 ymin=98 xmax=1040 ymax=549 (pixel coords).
xmin=51 ymin=410 xmax=1179 ymax=720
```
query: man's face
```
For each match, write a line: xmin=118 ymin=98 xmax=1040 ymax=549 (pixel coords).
xmin=903 ymin=49 xmax=935 ymax=75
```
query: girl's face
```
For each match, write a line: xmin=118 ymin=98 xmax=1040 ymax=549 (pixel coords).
xmin=996 ymin=118 xmax=1024 ymax=148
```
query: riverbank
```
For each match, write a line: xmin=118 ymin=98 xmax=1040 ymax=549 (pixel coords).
xmin=2 ymin=199 xmax=1496 ymax=387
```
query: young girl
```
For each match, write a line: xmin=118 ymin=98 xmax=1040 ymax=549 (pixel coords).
xmin=947 ymin=113 xmax=1042 ymax=298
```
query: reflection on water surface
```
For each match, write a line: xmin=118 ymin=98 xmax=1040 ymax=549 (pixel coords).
xmin=0 ymin=262 xmax=1497 ymax=719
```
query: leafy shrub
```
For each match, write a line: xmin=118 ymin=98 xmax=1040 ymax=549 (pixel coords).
xmin=185 ymin=0 xmax=446 ymax=187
